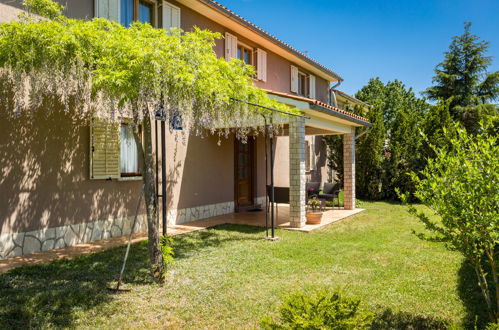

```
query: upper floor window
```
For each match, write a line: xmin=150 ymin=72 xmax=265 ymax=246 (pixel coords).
xmin=298 ymin=71 xmax=309 ymax=97
xmin=139 ymin=2 xmax=153 ymax=24
xmin=225 ymin=33 xmax=266 ymax=81
xmin=237 ymin=44 xmax=253 ymax=65
xmin=120 ymin=0 xmax=155 ymax=27
xmin=291 ymin=65 xmax=316 ymax=99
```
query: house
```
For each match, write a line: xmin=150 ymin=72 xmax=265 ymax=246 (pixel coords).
xmin=0 ymin=0 xmax=370 ymax=259
xmin=332 ymin=89 xmax=369 ymax=112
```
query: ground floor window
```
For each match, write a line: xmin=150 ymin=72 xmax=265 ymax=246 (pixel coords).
xmin=120 ymin=124 xmax=141 ymax=177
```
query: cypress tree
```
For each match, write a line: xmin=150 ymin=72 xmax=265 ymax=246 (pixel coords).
xmin=424 ymin=22 xmax=499 ymax=133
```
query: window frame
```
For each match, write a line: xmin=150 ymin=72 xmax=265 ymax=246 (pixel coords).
xmin=297 ymin=71 xmax=310 ymax=97
xmin=120 ymin=0 xmax=157 ymax=27
xmin=237 ymin=42 xmax=254 ymax=66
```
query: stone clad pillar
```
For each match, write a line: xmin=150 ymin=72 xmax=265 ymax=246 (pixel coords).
xmin=343 ymin=128 xmax=356 ymax=210
xmin=289 ymin=117 xmax=306 ymax=228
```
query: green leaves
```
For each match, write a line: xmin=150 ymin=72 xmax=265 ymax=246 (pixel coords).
xmin=261 ymin=290 xmax=373 ymax=330
xmin=0 ymin=2 xmax=295 ymax=135
xmin=424 ymin=22 xmax=499 ymax=134
xmin=400 ymin=123 xmax=499 ymax=322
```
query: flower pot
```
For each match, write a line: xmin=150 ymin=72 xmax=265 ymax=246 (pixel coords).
xmin=306 ymin=212 xmax=322 ymax=225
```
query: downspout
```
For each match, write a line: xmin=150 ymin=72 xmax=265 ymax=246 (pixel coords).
xmin=329 ymin=80 xmax=342 ymax=107
xmin=355 ymin=126 xmax=370 ymax=140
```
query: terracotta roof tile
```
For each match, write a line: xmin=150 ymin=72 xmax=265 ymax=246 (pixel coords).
xmin=263 ymin=89 xmax=370 ymax=125
xmin=200 ymin=0 xmax=342 ymax=81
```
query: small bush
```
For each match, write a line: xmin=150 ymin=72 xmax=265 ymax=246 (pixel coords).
xmin=160 ymin=235 xmax=175 ymax=267
xmin=486 ymin=322 xmax=499 ymax=330
xmin=260 ymin=290 xmax=373 ymax=329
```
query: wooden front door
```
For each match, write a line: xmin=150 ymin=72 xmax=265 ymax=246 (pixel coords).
xmin=235 ymin=139 xmax=255 ymax=208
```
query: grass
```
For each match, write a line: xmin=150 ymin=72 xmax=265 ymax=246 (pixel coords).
xmin=0 ymin=202 xmax=487 ymax=329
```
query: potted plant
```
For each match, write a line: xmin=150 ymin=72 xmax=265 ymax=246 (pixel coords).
xmin=306 ymin=197 xmax=322 ymax=225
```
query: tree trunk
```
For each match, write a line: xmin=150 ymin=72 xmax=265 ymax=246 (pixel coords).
xmin=486 ymin=247 xmax=499 ymax=323
xmin=136 ymin=117 xmax=164 ymax=281
xmin=474 ymin=260 xmax=494 ymax=322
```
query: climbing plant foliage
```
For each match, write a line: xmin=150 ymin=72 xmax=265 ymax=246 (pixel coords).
xmin=0 ymin=0 xmax=296 ymax=139
xmin=0 ymin=0 xmax=298 ymax=276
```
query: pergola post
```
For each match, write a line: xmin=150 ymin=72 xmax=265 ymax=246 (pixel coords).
xmin=343 ymin=128 xmax=356 ymax=210
xmin=289 ymin=117 xmax=306 ymax=228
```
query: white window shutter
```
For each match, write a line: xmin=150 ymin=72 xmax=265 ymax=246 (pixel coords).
xmin=309 ymin=75 xmax=316 ymax=99
xmin=95 ymin=0 xmax=119 ymax=22
xmin=163 ymin=1 xmax=181 ymax=30
xmin=305 ymin=140 xmax=310 ymax=171
xmin=171 ymin=6 xmax=180 ymax=28
xmin=290 ymin=65 xmax=298 ymax=93
xmin=225 ymin=33 xmax=237 ymax=61
xmin=256 ymin=48 xmax=267 ymax=82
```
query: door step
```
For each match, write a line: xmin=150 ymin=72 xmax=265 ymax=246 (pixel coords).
xmin=236 ymin=204 xmax=262 ymax=213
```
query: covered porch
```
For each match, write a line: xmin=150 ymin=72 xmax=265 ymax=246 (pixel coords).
xmin=170 ymin=205 xmax=364 ymax=233
xmin=263 ymin=90 xmax=370 ymax=228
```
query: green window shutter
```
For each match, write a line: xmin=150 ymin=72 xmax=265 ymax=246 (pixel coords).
xmin=95 ymin=0 xmax=120 ymax=22
xmin=90 ymin=118 xmax=120 ymax=180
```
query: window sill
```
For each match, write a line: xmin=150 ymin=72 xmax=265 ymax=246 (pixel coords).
xmin=118 ymin=176 xmax=143 ymax=182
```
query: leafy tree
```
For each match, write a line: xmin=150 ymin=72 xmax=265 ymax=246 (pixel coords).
xmin=347 ymin=78 xmax=429 ymax=200
xmin=420 ymin=101 xmax=455 ymax=160
xmin=354 ymin=103 xmax=386 ymax=200
xmin=0 ymin=0 xmax=294 ymax=278
xmin=399 ymin=124 xmax=499 ymax=323
xmin=323 ymin=134 xmax=343 ymax=186
xmin=424 ymin=22 xmax=499 ymax=133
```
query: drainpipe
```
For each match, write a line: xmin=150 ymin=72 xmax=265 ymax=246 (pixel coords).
xmin=329 ymin=80 xmax=342 ymax=107
xmin=355 ymin=126 xmax=370 ymax=140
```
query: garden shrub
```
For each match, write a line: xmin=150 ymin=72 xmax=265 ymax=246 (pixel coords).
xmin=260 ymin=290 xmax=373 ymax=329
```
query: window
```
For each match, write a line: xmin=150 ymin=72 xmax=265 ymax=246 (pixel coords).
xmin=90 ymin=119 xmax=142 ymax=180
xmin=120 ymin=124 xmax=142 ymax=177
xmin=119 ymin=0 xmax=155 ymax=27
xmin=120 ymin=0 xmax=134 ymax=26
xmin=237 ymin=44 xmax=253 ymax=65
xmin=298 ymin=71 xmax=309 ymax=97
xmin=290 ymin=65 xmax=316 ymax=98
xmin=139 ymin=2 xmax=153 ymax=24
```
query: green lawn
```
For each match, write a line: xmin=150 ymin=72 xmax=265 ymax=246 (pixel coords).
xmin=0 ymin=202 xmax=486 ymax=329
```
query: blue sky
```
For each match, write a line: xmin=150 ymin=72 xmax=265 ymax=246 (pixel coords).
xmin=220 ymin=0 xmax=499 ymax=97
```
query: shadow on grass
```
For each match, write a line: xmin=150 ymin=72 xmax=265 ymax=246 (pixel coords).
xmin=457 ymin=259 xmax=490 ymax=329
xmin=0 ymin=241 xmax=151 ymax=329
xmin=0 ymin=224 xmax=264 ymax=328
xmin=371 ymin=308 xmax=449 ymax=329
xmin=173 ymin=224 xmax=265 ymax=259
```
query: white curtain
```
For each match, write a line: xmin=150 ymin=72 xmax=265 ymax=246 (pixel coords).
xmin=120 ymin=124 xmax=139 ymax=174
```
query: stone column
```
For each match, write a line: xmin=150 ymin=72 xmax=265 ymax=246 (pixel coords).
xmin=343 ymin=128 xmax=356 ymax=210
xmin=289 ymin=117 xmax=306 ymax=228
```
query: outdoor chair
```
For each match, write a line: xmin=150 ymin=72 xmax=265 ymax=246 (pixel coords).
xmin=266 ymin=185 xmax=290 ymax=220
xmin=305 ymin=182 xmax=321 ymax=201
xmin=318 ymin=183 xmax=341 ymax=209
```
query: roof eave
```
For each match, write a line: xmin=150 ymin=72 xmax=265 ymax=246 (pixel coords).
xmin=309 ymin=104 xmax=372 ymax=127
xmin=199 ymin=0 xmax=343 ymax=82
